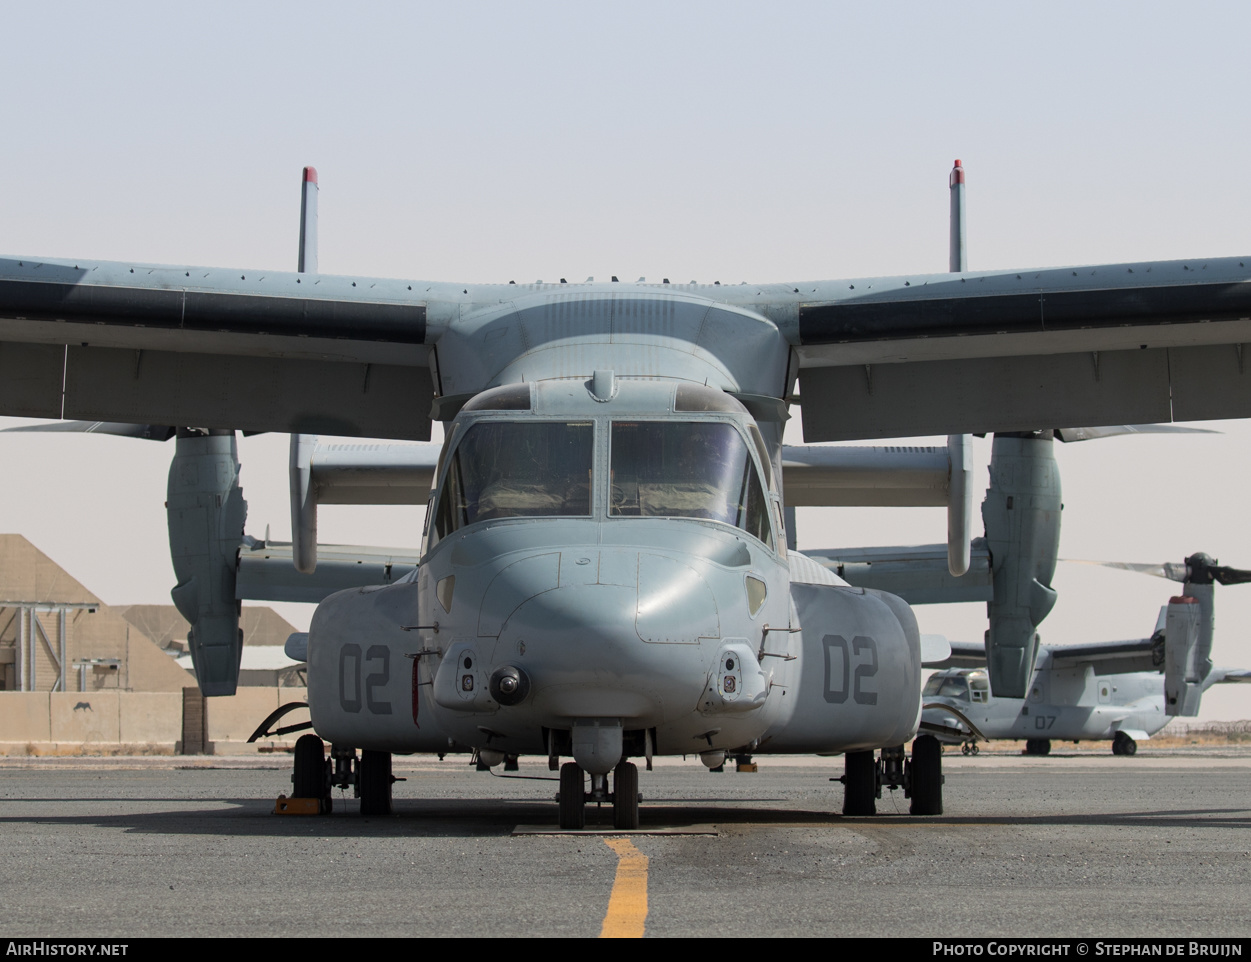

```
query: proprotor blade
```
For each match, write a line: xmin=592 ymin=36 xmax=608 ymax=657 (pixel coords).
xmin=948 ymin=159 xmax=966 ymax=273
xmin=298 ymin=166 xmax=318 ymax=274
xmin=945 ymin=159 xmax=971 ymax=575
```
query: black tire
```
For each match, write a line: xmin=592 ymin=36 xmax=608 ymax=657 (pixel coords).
xmin=909 ymin=735 xmax=943 ymax=815
xmin=504 ymin=755 xmax=519 ymax=772
xmin=1111 ymin=738 xmax=1124 ymax=755
xmin=1114 ymin=732 xmax=1138 ymax=756
xmin=293 ymin=734 xmax=329 ymax=813
xmin=842 ymin=750 xmax=877 ymax=816
xmin=1024 ymin=738 xmax=1051 ymax=756
xmin=613 ymin=762 xmax=640 ymax=830
xmin=358 ymin=750 xmax=393 ymax=817
xmin=559 ymin=762 xmax=585 ymax=830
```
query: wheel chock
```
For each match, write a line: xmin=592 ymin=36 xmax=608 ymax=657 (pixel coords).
xmin=274 ymin=795 xmax=322 ymax=815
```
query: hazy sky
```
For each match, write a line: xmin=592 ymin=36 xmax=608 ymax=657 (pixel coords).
xmin=1 ymin=1 xmax=1249 ymax=723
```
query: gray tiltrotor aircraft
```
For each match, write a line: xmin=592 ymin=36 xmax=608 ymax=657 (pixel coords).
xmin=5 ymin=161 xmax=1251 ymax=826
xmin=918 ymin=553 xmax=1251 ymax=755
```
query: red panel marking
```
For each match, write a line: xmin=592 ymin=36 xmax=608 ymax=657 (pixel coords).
xmin=303 ymin=166 xmax=318 ymax=184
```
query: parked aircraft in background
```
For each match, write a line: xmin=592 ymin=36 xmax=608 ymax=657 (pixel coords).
xmin=920 ymin=553 xmax=1251 ymax=755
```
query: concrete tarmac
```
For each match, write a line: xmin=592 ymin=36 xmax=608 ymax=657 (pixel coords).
xmin=0 ymin=749 xmax=1248 ymax=938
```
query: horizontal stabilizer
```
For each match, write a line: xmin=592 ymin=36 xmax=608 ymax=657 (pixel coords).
xmin=237 ymin=539 xmax=419 ymax=604
xmin=807 ymin=540 xmax=992 ymax=605
xmin=780 ymin=444 xmax=949 ymax=507
xmin=302 ymin=438 xmax=442 ymax=505
xmin=1044 ymin=637 xmax=1162 ymax=675
xmin=924 ymin=639 xmax=987 ymax=670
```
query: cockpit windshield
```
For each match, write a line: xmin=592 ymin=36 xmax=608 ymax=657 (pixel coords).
xmin=431 ymin=421 xmax=593 ymax=545
xmin=923 ymin=673 xmax=970 ymax=700
xmin=610 ymin=421 xmax=772 ymax=547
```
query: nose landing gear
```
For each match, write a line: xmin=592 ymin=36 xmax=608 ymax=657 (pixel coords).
xmin=556 ymin=760 xmax=641 ymax=830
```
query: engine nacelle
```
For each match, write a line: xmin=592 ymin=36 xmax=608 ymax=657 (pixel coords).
xmin=306 ymin=580 xmax=451 ymax=752
xmin=760 ymin=584 xmax=921 ymax=753
xmin=167 ymin=429 xmax=246 ymax=696
xmin=982 ymin=432 xmax=1061 ymax=698
xmin=1164 ymin=586 xmax=1212 ymax=717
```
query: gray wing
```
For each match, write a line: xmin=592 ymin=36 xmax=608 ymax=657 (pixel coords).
xmin=0 ymin=257 xmax=435 ymax=440
xmin=781 ymin=256 xmax=1251 ymax=440
xmin=7 ymin=252 xmax=1251 ymax=442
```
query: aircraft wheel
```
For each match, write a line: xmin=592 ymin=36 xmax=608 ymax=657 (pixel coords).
xmin=909 ymin=735 xmax=943 ymax=816
xmin=613 ymin=761 xmax=640 ymax=830
xmin=504 ymin=754 xmax=519 ymax=772
xmin=358 ymin=750 xmax=393 ymax=817
xmin=961 ymin=742 xmax=971 ymax=755
xmin=842 ymin=750 xmax=877 ymax=816
xmin=1024 ymin=738 xmax=1051 ymax=756
xmin=971 ymin=742 xmax=979 ymax=756
xmin=559 ymin=762 xmax=585 ymax=830
xmin=1114 ymin=732 xmax=1137 ymax=756
xmin=293 ymin=734 xmax=330 ymax=813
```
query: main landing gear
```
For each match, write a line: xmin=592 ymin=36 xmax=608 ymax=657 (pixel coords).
xmin=839 ymin=735 xmax=944 ymax=816
xmin=1024 ymin=738 xmax=1051 ymax=756
xmin=289 ymin=735 xmax=397 ymax=816
xmin=557 ymin=761 xmax=641 ymax=830
xmin=1112 ymin=732 xmax=1138 ymax=756
xmin=293 ymin=734 xmax=333 ymax=814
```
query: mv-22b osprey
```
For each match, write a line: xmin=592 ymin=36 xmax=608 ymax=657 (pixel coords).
xmin=3 ymin=163 xmax=1251 ymax=827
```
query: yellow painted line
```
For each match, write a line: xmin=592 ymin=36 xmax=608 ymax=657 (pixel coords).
xmin=599 ymin=838 xmax=649 ymax=938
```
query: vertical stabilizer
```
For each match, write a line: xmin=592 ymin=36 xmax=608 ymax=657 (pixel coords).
xmin=1164 ymin=591 xmax=1208 ymax=716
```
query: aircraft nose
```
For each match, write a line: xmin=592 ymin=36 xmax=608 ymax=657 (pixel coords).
xmin=493 ymin=575 xmax=715 ymax=723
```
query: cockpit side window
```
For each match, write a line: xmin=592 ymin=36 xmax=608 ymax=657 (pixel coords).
xmin=430 ymin=420 xmax=593 ymax=547
xmin=609 ymin=421 xmax=773 ymax=550
xmin=923 ymin=673 xmax=970 ymax=700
